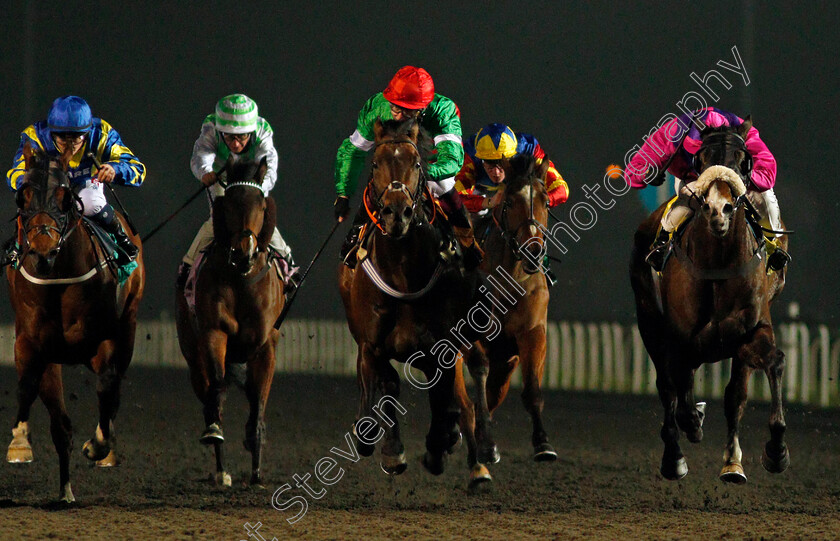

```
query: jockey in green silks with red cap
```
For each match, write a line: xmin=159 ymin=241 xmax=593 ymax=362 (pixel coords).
xmin=333 ymin=66 xmax=481 ymax=268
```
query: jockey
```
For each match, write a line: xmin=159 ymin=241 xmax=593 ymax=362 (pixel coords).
xmin=625 ymin=107 xmax=790 ymax=272
xmin=456 ymin=123 xmax=570 ymax=285
xmin=177 ymin=94 xmax=298 ymax=288
xmin=334 ymin=65 xmax=482 ymax=269
xmin=6 ymin=95 xmax=144 ymax=264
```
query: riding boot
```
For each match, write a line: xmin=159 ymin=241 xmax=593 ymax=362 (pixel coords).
xmin=104 ymin=219 xmax=139 ymax=264
xmin=0 ymin=235 xmax=19 ymax=268
xmin=645 ymin=228 xmax=672 ymax=272
xmin=176 ymin=262 xmax=191 ymax=290
xmin=340 ymin=205 xmax=369 ymax=269
xmin=765 ymin=237 xmax=792 ymax=272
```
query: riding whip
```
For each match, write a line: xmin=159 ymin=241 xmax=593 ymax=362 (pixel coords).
xmin=273 ymin=220 xmax=341 ymax=330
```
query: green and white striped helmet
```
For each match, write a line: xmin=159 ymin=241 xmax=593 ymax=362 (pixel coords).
xmin=215 ymin=94 xmax=258 ymax=134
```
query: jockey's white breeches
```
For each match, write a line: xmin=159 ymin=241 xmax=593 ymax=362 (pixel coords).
xmin=76 ymin=180 xmax=108 ymax=217
xmin=182 ymin=218 xmax=292 ymax=265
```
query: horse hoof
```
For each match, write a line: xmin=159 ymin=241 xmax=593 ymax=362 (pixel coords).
xmin=59 ymin=483 xmax=75 ymax=504
xmin=533 ymin=443 xmax=558 ymax=462
xmin=685 ymin=427 xmax=703 ymax=444
xmin=719 ymin=463 xmax=747 ymax=484
xmin=214 ymin=471 xmax=232 ymax=487
xmin=478 ymin=444 xmax=500 ymax=465
xmin=380 ymin=453 xmax=408 ymax=475
xmin=7 ymin=423 xmax=33 ymax=463
xmin=447 ymin=431 xmax=463 ymax=454
xmin=468 ymin=464 xmax=493 ymax=491
xmin=199 ymin=423 xmax=224 ymax=445
xmin=762 ymin=443 xmax=790 ymax=474
xmin=250 ymin=473 xmax=266 ymax=488
xmin=82 ymin=439 xmax=111 ymax=462
xmin=660 ymin=457 xmax=688 ymax=480
xmin=421 ymin=452 xmax=446 ymax=476
xmin=95 ymin=449 xmax=120 ymax=468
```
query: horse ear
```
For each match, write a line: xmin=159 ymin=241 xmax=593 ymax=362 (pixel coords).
xmin=738 ymin=115 xmax=753 ymax=139
xmin=374 ymin=118 xmax=384 ymax=141
xmin=22 ymin=141 xmax=34 ymax=170
xmin=408 ymin=120 xmax=419 ymax=142
xmin=58 ymin=143 xmax=73 ymax=171
xmin=257 ymin=156 xmax=268 ymax=183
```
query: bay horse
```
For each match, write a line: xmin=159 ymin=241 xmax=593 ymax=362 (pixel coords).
xmin=455 ymin=154 xmax=556 ymax=487
xmin=630 ymin=120 xmax=790 ymax=483
xmin=6 ymin=143 xmax=145 ymax=502
xmin=175 ymin=157 xmax=284 ymax=487
xmin=338 ymin=119 xmax=477 ymax=479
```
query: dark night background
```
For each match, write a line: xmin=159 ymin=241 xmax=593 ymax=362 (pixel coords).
xmin=0 ymin=1 xmax=835 ymax=325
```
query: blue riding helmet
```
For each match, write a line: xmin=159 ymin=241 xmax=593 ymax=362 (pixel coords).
xmin=47 ymin=96 xmax=93 ymax=133
xmin=474 ymin=123 xmax=518 ymax=161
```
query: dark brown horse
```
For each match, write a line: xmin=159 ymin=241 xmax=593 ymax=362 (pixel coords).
xmin=176 ymin=157 xmax=284 ymax=487
xmin=5 ymin=143 xmax=145 ymax=502
xmin=338 ymin=119 xmax=476 ymax=479
xmin=455 ymin=154 xmax=556 ymax=487
xmin=630 ymin=121 xmax=790 ymax=483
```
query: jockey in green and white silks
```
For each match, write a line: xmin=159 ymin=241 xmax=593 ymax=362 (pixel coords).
xmin=179 ymin=94 xmax=298 ymax=286
xmin=333 ymin=66 xmax=482 ymax=269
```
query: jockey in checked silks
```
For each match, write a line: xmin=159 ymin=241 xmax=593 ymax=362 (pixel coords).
xmin=625 ymin=106 xmax=791 ymax=273
xmin=176 ymin=93 xmax=299 ymax=290
xmin=455 ymin=123 xmax=570 ymax=286
xmin=333 ymin=65 xmax=483 ymax=269
xmin=6 ymin=95 xmax=144 ymax=266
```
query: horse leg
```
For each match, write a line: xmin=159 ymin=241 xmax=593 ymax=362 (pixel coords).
xmin=244 ymin=344 xmax=275 ymax=487
xmin=518 ymin=325 xmax=557 ymax=462
xmin=720 ymin=356 xmax=750 ymax=484
xmin=740 ymin=325 xmax=789 ymax=473
xmin=7 ymin=338 xmax=45 ymax=465
xmin=377 ymin=360 xmax=407 ymax=476
xmin=83 ymin=340 xmax=122 ymax=464
xmin=656 ymin=372 xmax=688 ymax=480
xmin=421 ymin=366 xmax=460 ymax=476
xmin=39 ymin=364 xmax=74 ymax=502
xmin=456 ymin=349 xmax=492 ymax=488
xmin=466 ymin=342 xmax=499 ymax=465
xmin=198 ymin=329 xmax=230 ymax=486
xmin=354 ymin=343 xmax=378 ymax=458
xmin=671 ymin=360 xmax=704 ymax=443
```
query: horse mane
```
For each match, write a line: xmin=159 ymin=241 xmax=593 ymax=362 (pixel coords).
xmin=377 ymin=118 xmax=419 ymax=140
xmin=694 ymin=165 xmax=746 ymax=197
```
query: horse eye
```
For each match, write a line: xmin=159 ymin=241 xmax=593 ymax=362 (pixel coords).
xmin=415 ymin=162 xmax=421 ymax=169
xmin=702 ymin=203 xmax=710 ymax=211
xmin=723 ymin=203 xmax=734 ymax=214
xmin=371 ymin=161 xmax=378 ymax=169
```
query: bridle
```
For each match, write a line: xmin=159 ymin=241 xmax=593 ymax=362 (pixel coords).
xmin=693 ymin=131 xmax=753 ymax=182
xmin=493 ymin=178 xmax=544 ymax=265
xmin=363 ymin=138 xmax=432 ymax=233
xmin=221 ymin=180 xmax=266 ymax=273
xmin=16 ymin=164 xmax=83 ymax=262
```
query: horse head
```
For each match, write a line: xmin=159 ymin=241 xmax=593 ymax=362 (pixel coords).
xmin=16 ymin=142 xmax=80 ymax=274
xmin=369 ymin=118 xmax=425 ymax=238
xmin=212 ymin=157 xmax=275 ymax=275
xmin=694 ymin=116 xmax=753 ymax=180
xmin=693 ymin=165 xmax=747 ymax=238
xmin=494 ymin=153 xmax=550 ymax=274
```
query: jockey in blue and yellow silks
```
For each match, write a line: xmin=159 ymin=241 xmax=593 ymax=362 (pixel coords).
xmin=456 ymin=123 xmax=569 ymax=213
xmin=6 ymin=96 xmax=145 ymax=263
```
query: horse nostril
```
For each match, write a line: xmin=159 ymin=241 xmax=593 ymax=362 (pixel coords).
xmin=382 ymin=207 xmax=394 ymax=217
xmin=402 ymin=207 xmax=413 ymax=219
xmin=48 ymin=249 xmax=59 ymax=258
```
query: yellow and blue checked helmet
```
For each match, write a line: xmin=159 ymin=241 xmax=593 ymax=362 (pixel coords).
xmin=474 ymin=123 xmax=518 ymax=160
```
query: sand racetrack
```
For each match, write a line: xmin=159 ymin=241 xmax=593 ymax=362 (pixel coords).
xmin=0 ymin=365 xmax=838 ymax=540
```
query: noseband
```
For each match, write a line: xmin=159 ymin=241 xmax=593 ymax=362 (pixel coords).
xmin=363 ymin=138 xmax=430 ymax=234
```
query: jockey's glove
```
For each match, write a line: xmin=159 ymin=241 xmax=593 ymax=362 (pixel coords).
xmin=334 ymin=196 xmax=350 ymax=222
xmin=647 ymin=167 xmax=667 ymax=186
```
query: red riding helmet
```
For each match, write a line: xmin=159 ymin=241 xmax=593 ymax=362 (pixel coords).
xmin=383 ymin=66 xmax=435 ymax=110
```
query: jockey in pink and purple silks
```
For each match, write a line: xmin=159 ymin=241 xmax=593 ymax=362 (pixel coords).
xmin=625 ymin=106 xmax=790 ymax=272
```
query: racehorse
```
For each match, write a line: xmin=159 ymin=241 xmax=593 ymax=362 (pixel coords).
xmin=455 ymin=154 xmax=557 ymax=486
xmin=5 ymin=143 xmax=145 ymax=502
xmin=175 ymin=157 xmax=284 ymax=487
xmin=630 ymin=119 xmax=790 ymax=483
xmin=338 ymin=118 xmax=477 ymax=479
